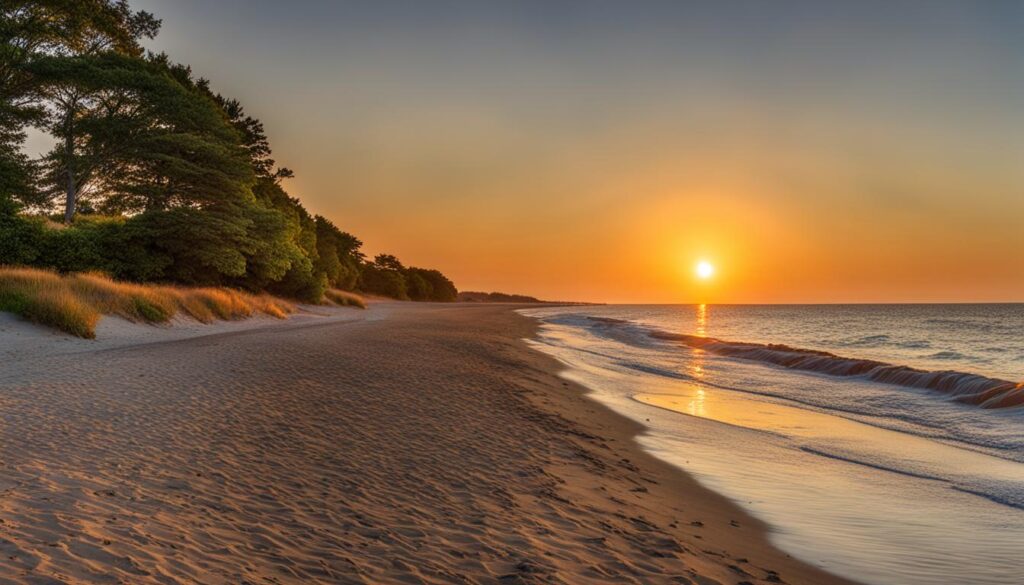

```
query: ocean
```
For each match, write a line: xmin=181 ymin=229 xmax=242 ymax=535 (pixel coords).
xmin=520 ymin=303 xmax=1024 ymax=585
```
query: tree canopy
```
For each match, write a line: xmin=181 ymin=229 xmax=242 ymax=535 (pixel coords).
xmin=0 ymin=0 xmax=457 ymax=304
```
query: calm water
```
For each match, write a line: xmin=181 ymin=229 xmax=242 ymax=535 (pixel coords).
xmin=521 ymin=304 xmax=1024 ymax=585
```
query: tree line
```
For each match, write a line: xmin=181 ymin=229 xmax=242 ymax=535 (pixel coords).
xmin=0 ymin=0 xmax=457 ymax=303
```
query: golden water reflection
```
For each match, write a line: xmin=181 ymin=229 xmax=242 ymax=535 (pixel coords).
xmin=633 ymin=390 xmax=1024 ymax=485
xmin=689 ymin=303 xmax=709 ymax=382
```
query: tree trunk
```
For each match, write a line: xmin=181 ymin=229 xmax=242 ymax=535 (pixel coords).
xmin=63 ymin=119 xmax=75 ymax=224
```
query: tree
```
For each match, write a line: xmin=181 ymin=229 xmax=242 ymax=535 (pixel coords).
xmin=407 ymin=267 xmax=458 ymax=302
xmin=208 ymin=92 xmax=293 ymax=182
xmin=373 ymin=253 xmax=404 ymax=272
xmin=29 ymin=53 xmax=255 ymax=216
xmin=248 ymin=176 xmax=324 ymax=301
xmin=0 ymin=1 xmax=462 ymax=306
xmin=1 ymin=0 xmax=159 ymax=219
xmin=405 ymin=270 xmax=432 ymax=301
xmin=358 ymin=254 xmax=408 ymax=299
xmin=314 ymin=215 xmax=363 ymax=290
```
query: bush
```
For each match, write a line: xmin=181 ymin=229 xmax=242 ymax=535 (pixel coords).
xmin=0 ymin=199 xmax=45 ymax=265
xmin=268 ymin=260 xmax=327 ymax=303
xmin=37 ymin=223 xmax=107 ymax=273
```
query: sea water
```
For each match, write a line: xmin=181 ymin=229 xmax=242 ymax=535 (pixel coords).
xmin=520 ymin=304 xmax=1024 ymax=585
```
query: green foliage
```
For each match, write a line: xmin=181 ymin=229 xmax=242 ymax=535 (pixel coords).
xmin=1 ymin=1 xmax=160 ymax=59
xmin=108 ymin=204 xmax=303 ymax=288
xmin=355 ymin=255 xmax=458 ymax=302
xmin=28 ymin=53 xmax=256 ymax=215
xmin=358 ymin=262 xmax=409 ymax=300
xmin=0 ymin=198 xmax=44 ymax=264
xmin=1 ymin=1 xmax=160 ymax=210
xmin=404 ymin=271 xmax=431 ymax=301
xmin=406 ymin=267 xmax=458 ymax=302
xmin=37 ymin=223 xmax=106 ymax=272
xmin=457 ymin=291 xmax=543 ymax=303
xmin=314 ymin=215 xmax=362 ymax=290
xmin=0 ymin=1 xmax=459 ymax=306
xmin=0 ymin=142 xmax=35 ymax=203
xmin=245 ymin=177 xmax=324 ymax=302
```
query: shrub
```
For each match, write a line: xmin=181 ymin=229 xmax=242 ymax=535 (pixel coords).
xmin=0 ymin=201 xmax=45 ymax=265
xmin=37 ymin=223 xmax=107 ymax=273
xmin=266 ymin=258 xmax=327 ymax=303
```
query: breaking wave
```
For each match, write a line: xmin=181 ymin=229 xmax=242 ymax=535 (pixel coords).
xmin=589 ymin=319 xmax=1024 ymax=409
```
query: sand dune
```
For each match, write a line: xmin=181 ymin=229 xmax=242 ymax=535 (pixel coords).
xmin=0 ymin=303 xmax=853 ymax=584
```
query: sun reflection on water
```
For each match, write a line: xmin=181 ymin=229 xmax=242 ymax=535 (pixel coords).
xmin=688 ymin=387 xmax=706 ymax=416
xmin=695 ymin=303 xmax=708 ymax=337
xmin=689 ymin=303 xmax=709 ymax=382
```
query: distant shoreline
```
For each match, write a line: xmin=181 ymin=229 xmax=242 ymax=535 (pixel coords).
xmin=457 ymin=290 xmax=600 ymax=305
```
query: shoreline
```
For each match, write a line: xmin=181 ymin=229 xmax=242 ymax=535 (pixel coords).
xmin=507 ymin=305 xmax=858 ymax=585
xmin=0 ymin=302 xmax=856 ymax=584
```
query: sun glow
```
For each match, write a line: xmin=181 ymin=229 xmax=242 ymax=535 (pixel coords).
xmin=696 ymin=260 xmax=715 ymax=280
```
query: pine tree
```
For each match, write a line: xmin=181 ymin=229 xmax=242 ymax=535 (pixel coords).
xmin=0 ymin=0 xmax=159 ymax=218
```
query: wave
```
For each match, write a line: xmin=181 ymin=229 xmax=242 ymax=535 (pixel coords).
xmin=586 ymin=319 xmax=1024 ymax=409
xmin=896 ymin=340 xmax=932 ymax=349
xmin=840 ymin=334 xmax=891 ymax=347
xmin=798 ymin=447 xmax=946 ymax=482
xmin=925 ymin=351 xmax=971 ymax=361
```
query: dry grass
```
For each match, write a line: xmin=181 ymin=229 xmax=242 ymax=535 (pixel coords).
xmin=0 ymin=267 xmax=294 ymax=338
xmin=324 ymin=288 xmax=367 ymax=309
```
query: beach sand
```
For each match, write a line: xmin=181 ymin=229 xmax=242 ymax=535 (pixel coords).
xmin=0 ymin=302 xmax=856 ymax=584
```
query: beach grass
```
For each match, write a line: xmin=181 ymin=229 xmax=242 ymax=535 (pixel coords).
xmin=324 ymin=288 xmax=367 ymax=309
xmin=0 ymin=267 xmax=294 ymax=338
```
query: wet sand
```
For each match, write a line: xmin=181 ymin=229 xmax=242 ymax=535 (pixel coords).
xmin=0 ymin=303 xmax=856 ymax=584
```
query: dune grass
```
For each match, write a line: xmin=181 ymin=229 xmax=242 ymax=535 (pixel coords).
xmin=324 ymin=288 xmax=367 ymax=309
xmin=0 ymin=267 xmax=294 ymax=338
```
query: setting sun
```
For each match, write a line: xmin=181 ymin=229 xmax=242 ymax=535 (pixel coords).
xmin=696 ymin=260 xmax=715 ymax=280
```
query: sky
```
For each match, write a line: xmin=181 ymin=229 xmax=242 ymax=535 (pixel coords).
xmin=122 ymin=0 xmax=1022 ymax=303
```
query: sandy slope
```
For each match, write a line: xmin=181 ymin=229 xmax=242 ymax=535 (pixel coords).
xmin=0 ymin=303 xmax=855 ymax=584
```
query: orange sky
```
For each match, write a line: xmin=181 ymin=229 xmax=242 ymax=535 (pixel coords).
xmin=282 ymin=102 xmax=1023 ymax=303
xmin=133 ymin=2 xmax=1024 ymax=303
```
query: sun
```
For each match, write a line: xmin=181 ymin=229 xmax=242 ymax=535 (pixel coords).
xmin=696 ymin=260 xmax=715 ymax=280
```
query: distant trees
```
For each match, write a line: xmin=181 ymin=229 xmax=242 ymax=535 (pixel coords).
xmin=358 ymin=254 xmax=457 ymax=302
xmin=314 ymin=215 xmax=362 ymax=290
xmin=457 ymin=291 xmax=543 ymax=303
xmin=0 ymin=0 xmax=457 ymax=304
xmin=406 ymin=268 xmax=458 ymax=302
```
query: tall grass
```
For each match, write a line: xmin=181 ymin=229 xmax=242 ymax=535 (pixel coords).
xmin=0 ymin=267 xmax=294 ymax=338
xmin=323 ymin=288 xmax=367 ymax=309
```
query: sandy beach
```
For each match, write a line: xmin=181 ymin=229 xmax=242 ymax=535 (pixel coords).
xmin=0 ymin=303 xmax=855 ymax=584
